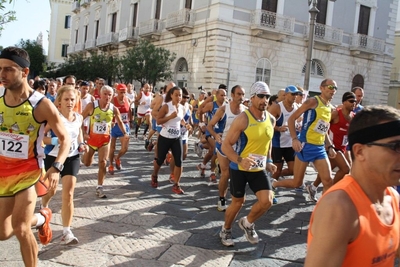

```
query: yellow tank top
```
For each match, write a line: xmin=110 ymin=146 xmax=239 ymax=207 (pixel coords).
xmin=231 ymin=109 xmax=274 ymax=172
xmin=300 ymin=95 xmax=332 ymax=145
xmin=89 ymin=100 xmax=114 ymax=139
xmin=195 ymin=100 xmax=204 ymax=119
xmin=0 ymin=88 xmax=45 ymax=194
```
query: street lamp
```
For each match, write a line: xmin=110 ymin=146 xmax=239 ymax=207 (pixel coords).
xmin=304 ymin=0 xmax=336 ymax=91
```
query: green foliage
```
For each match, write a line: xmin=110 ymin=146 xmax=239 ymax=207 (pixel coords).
xmin=0 ymin=0 xmax=16 ymax=37
xmin=120 ymin=39 xmax=176 ymax=86
xmin=16 ymin=39 xmax=46 ymax=78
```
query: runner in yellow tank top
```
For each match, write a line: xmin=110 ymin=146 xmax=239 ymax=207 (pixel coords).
xmin=272 ymin=79 xmax=337 ymax=202
xmin=220 ymin=81 xmax=277 ymax=247
xmin=0 ymin=47 xmax=70 ymax=266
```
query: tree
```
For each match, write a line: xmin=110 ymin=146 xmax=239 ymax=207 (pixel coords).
xmin=0 ymin=0 xmax=16 ymax=37
xmin=16 ymin=39 xmax=46 ymax=78
xmin=119 ymin=39 xmax=176 ymax=86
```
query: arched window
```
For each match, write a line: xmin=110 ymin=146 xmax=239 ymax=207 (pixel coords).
xmin=302 ymin=59 xmax=325 ymax=77
xmin=351 ymin=74 xmax=364 ymax=90
xmin=176 ymin=58 xmax=188 ymax=72
xmin=255 ymin=58 xmax=271 ymax=85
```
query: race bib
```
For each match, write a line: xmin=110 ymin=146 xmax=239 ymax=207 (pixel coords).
xmin=342 ymin=135 xmax=348 ymax=146
xmin=93 ymin=122 xmax=108 ymax=134
xmin=70 ymin=141 xmax=77 ymax=152
xmin=166 ymin=125 xmax=180 ymax=138
xmin=120 ymin=113 xmax=129 ymax=122
xmin=0 ymin=133 xmax=29 ymax=159
xmin=249 ymin=153 xmax=266 ymax=171
xmin=314 ymin=119 xmax=330 ymax=135
xmin=180 ymin=125 xmax=188 ymax=135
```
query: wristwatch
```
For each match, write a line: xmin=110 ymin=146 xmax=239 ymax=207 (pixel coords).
xmin=52 ymin=162 xmax=64 ymax=172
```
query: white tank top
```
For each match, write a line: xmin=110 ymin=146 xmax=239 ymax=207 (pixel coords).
xmin=137 ymin=91 xmax=152 ymax=114
xmin=276 ymin=101 xmax=298 ymax=148
xmin=48 ymin=112 xmax=82 ymax=157
xmin=181 ymin=102 xmax=191 ymax=141
xmin=222 ymin=103 xmax=245 ymax=141
xmin=160 ymin=102 xmax=184 ymax=139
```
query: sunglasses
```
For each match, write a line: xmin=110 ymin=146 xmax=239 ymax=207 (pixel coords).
xmin=183 ymin=95 xmax=190 ymax=99
xmin=291 ymin=93 xmax=302 ymax=96
xmin=347 ymin=99 xmax=356 ymax=103
xmin=256 ymin=93 xmax=271 ymax=99
xmin=367 ymin=142 xmax=400 ymax=154
xmin=323 ymin=85 xmax=337 ymax=90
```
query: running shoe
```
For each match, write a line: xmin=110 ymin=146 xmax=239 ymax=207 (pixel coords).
xmin=61 ymin=232 xmax=79 ymax=245
xmin=169 ymin=174 xmax=175 ymax=184
xmin=197 ymin=163 xmax=205 ymax=177
xmin=147 ymin=142 xmax=154 ymax=151
xmin=151 ymin=175 xmax=158 ymax=188
xmin=238 ymin=217 xmax=259 ymax=244
xmin=272 ymin=191 xmax=278 ymax=205
xmin=209 ymin=173 xmax=217 ymax=185
xmin=38 ymin=207 xmax=53 ymax=245
xmin=217 ymin=198 xmax=227 ymax=212
xmin=108 ymin=165 xmax=115 ymax=175
xmin=220 ymin=227 xmax=234 ymax=247
xmin=115 ymin=159 xmax=122 ymax=170
xmin=172 ymin=184 xmax=184 ymax=194
xmin=144 ymin=139 xmax=150 ymax=150
xmin=96 ymin=187 xmax=107 ymax=198
xmin=306 ymin=184 xmax=318 ymax=202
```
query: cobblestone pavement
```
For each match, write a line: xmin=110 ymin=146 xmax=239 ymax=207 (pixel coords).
xmin=0 ymin=138 xmax=323 ymax=267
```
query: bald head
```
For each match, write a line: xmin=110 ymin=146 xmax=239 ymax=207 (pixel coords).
xmin=165 ymin=82 xmax=176 ymax=93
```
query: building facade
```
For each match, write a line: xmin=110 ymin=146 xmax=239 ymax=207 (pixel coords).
xmin=65 ymin=0 xmax=397 ymax=105
xmin=48 ymin=0 xmax=74 ymax=66
xmin=389 ymin=3 xmax=400 ymax=109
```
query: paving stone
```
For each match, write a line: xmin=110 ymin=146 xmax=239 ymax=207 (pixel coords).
xmin=159 ymin=244 xmax=234 ymax=267
xmin=102 ymin=255 xmax=184 ymax=267
xmin=40 ymin=247 xmax=110 ymax=266
xmin=118 ymin=211 xmax=166 ymax=227
xmin=102 ymin=236 xmax=171 ymax=259
xmin=130 ymin=227 xmax=192 ymax=244
xmin=229 ymin=258 xmax=303 ymax=267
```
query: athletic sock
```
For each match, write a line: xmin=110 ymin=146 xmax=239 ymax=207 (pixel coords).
xmin=243 ymin=217 xmax=253 ymax=228
xmin=34 ymin=213 xmax=46 ymax=227
xmin=63 ymin=227 xmax=71 ymax=235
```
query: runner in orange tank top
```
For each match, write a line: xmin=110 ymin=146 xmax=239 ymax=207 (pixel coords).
xmin=306 ymin=105 xmax=400 ymax=267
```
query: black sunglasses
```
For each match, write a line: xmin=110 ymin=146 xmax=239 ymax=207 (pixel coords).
xmin=256 ymin=93 xmax=271 ymax=99
xmin=182 ymin=95 xmax=190 ymax=99
xmin=291 ymin=93 xmax=302 ymax=96
xmin=367 ymin=142 xmax=400 ymax=154
xmin=347 ymin=99 xmax=356 ymax=103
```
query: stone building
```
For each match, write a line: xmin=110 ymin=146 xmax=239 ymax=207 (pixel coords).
xmin=63 ymin=0 xmax=397 ymax=105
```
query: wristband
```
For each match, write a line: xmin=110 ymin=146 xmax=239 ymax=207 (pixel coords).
xmin=267 ymin=159 xmax=273 ymax=163
xmin=51 ymin=137 xmax=59 ymax=146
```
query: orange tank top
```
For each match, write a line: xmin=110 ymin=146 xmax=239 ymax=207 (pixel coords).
xmin=308 ymin=175 xmax=399 ymax=266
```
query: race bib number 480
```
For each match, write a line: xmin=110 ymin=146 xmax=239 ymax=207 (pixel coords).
xmin=0 ymin=133 xmax=29 ymax=159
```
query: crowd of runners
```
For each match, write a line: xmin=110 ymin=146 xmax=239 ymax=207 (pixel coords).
xmin=1 ymin=46 xmax=400 ymax=267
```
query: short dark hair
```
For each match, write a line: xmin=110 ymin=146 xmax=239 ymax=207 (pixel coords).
xmin=342 ymin=92 xmax=355 ymax=103
xmin=231 ymin=85 xmax=242 ymax=94
xmin=0 ymin=46 xmax=30 ymax=66
xmin=218 ymin=84 xmax=227 ymax=90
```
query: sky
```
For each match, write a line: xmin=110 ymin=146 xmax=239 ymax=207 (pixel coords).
xmin=1 ymin=0 xmax=51 ymax=54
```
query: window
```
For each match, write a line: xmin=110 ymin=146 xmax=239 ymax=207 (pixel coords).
xmin=262 ymin=0 xmax=278 ymax=12
xmin=95 ymin=20 xmax=99 ymax=38
xmin=358 ymin=5 xmax=370 ymax=35
xmin=155 ymin=0 xmax=161 ymax=19
xmin=176 ymin=58 xmax=188 ymax=72
xmin=84 ymin=25 xmax=88 ymax=42
xmin=75 ymin=30 xmax=79 ymax=44
xmin=255 ymin=58 xmax=271 ymax=85
xmin=64 ymin=15 xmax=71 ymax=29
xmin=316 ymin=0 xmax=328 ymax=24
xmin=302 ymin=59 xmax=324 ymax=77
xmin=185 ymin=0 xmax=192 ymax=9
xmin=61 ymin=44 xmax=68 ymax=57
xmin=352 ymin=74 xmax=364 ymax=90
xmin=111 ymin=12 xmax=117 ymax=32
xmin=132 ymin=3 xmax=138 ymax=27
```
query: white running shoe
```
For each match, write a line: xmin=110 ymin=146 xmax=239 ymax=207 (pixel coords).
xmin=61 ymin=232 xmax=79 ymax=245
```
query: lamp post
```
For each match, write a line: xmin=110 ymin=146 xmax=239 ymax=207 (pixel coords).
xmin=304 ymin=0 xmax=336 ymax=91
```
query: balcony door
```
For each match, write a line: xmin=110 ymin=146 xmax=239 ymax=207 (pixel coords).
xmin=261 ymin=0 xmax=278 ymax=27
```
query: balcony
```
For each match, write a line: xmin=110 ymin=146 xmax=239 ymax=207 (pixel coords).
xmin=96 ymin=32 xmax=119 ymax=48
xmin=74 ymin=43 xmax=85 ymax=52
xmin=165 ymin=8 xmax=195 ymax=36
xmin=67 ymin=45 xmax=74 ymax=55
xmin=85 ymin=39 xmax=97 ymax=50
xmin=305 ymin=23 xmax=343 ymax=50
xmin=71 ymin=1 xmax=80 ymax=13
xmin=119 ymin=26 xmax=139 ymax=45
xmin=81 ymin=0 xmax=91 ymax=7
xmin=350 ymin=34 xmax=385 ymax=58
xmin=139 ymin=19 xmax=163 ymax=40
xmin=250 ymin=10 xmax=294 ymax=41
